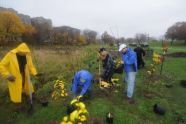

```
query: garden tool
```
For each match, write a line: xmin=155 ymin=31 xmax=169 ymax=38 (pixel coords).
xmin=99 ymin=57 xmax=101 ymax=83
xmin=27 ymin=71 xmax=34 ymax=114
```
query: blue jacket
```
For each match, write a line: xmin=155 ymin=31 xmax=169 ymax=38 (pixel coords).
xmin=122 ymin=48 xmax=138 ymax=73
xmin=72 ymin=70 xmax=92 ymax=95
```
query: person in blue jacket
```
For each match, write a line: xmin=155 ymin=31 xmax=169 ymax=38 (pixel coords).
xmin=119 ymin=44 xmax=138 ymax=103
xmin=72 ymin=70 xmax=93 ymax=99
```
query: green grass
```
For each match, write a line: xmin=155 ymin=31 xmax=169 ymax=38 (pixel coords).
xmin=0 ymin=42 xmax=186 ymax=124
xmin=149 ymin=41 xmax=186 ymax=53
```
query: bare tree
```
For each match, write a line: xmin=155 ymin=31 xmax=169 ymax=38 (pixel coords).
xmin=135 ymin=33 xmax=148 ymax=44
xmin=83 ymin=29 xmax=97 ymax=44
xmin=50 ymin=26 xmax=80 ymax=44
xmin=101 ymin=31 xmax=115 ymax=46
xmin=166 ymin=22 xmax=186 ymax=45
xmin=31 ymin=17 xmax=52 ymax=43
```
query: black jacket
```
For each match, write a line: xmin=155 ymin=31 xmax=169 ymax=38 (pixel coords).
xmin=134 ymin=47 xmax=145 ymax=59
xmin=102 ymin=54 xmax=115 ymax=81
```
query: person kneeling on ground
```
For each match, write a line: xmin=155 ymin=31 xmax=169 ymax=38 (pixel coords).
xmin=119 ymin=44 xmax=138 ymax=104
xmin=99 ymin=48 xmax=115 ymax=84
xmin=0 ymin=43 xmax=40 ymax=109
xmin=72 ymin=70 xmax=93 ymax=100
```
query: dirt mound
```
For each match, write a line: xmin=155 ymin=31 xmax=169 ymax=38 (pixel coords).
xmin=166 ymin=52 xmax=186 ymax=58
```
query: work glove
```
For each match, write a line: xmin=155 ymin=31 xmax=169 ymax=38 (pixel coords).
xmin=77 ymin=95 xmax=83 ymax=101
xmin=7 ymin=74 xmax=16 ymax=82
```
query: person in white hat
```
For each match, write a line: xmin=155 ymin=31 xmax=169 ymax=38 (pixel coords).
xmin=119 ymin=44 xmax=138 ymax=104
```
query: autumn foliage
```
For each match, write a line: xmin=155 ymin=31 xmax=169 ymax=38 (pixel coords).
xmin=0 ymin=11 xmax=23 ymax=44
xmin=0 ymin=11 xmax=36 ymax=45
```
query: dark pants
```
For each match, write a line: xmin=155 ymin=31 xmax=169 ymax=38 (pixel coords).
xmin=137 ymin=58 xmax=145 ymax=69
xmin=102 ymin=72 xmax=114 ymax=83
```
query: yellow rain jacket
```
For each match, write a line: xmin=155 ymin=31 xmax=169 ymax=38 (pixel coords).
xmin=0 ymin=43 xmax=37 ymax=103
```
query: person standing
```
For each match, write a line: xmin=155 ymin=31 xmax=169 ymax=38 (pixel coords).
xmin=119 ymin=44 xmax=137 ymax=104
xmin=134 ymin=45 xmax=146 ymax=69
xmin=0 ymin=43 xmax=38 ymax=104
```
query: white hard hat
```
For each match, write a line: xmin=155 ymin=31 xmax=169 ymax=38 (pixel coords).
xmin=118 ymin=44 xmax=127 ymax=51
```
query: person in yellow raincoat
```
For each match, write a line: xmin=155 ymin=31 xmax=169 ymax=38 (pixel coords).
xmin=0 ymin=43 xmax=38 ymax=103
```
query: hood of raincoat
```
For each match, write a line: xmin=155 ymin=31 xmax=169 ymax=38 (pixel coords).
xmin=11 ymin=43 xmax=31 ymax=54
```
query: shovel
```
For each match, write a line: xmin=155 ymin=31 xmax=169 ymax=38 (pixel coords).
xmin=27 ymin=71 xmax=34 ymax=115
xmin=99 ymin=58 xmax=102 ymax=83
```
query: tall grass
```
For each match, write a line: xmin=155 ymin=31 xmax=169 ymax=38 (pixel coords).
xmin=0 ymin=43 xmax=185 ymax=124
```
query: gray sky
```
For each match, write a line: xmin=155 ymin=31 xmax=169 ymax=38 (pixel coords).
xmin=1 ymin=0 xmax=186 ymax=38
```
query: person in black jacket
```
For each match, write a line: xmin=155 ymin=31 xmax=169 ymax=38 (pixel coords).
xmin=99 ymin=48 xmax=115 ymax=83
xmin=134 ymin=45 xmax=146 ymax=69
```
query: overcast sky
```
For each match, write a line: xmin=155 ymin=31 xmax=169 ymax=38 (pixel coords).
xmin=1 ymin=0 xmax=186 ymax=38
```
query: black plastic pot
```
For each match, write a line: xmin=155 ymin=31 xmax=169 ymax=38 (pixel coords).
xmin=153 ymin=104 xmax=166 ymax=115
xmin=41 ymin=101 xmax=48 ymax=107
xmin=106 ymin=112 xmax=113 ymax=124
xmin=180 ymin=80 xmax=186 ymax=88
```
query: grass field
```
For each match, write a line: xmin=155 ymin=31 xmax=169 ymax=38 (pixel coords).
xmin=0 ymin=42 xmax=186 ymax=124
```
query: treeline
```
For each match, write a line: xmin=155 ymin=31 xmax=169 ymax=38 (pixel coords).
xmin=0 ymin=7 xmax=153 ymax=46
xmin=166 ymin=22 xmax=186 ymax=45
xmin=0 ymin=7 xmax=98 ymax=45
xmin=1 ymin=7 xmax=186 ymax=46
